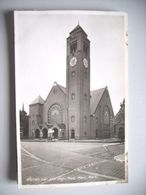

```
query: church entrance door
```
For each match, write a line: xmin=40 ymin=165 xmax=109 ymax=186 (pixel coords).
xmin=53 ymin=128 xmax=58 ymax=139
xmin=96 ymin=129 xmax=98 ymax=138
xmin=42 ymin=128 xmax=48 ymax=138
xmin=35 ymin=129 xmax=40 ymax=138
xmin=118 ymin=127 xmax=124 ymax=142
xmin=71 ymin=129 xmax=75 ymax=139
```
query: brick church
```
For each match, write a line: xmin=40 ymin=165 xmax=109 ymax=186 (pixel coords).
xmin=29 ymin=25 xmax=114 ymax=140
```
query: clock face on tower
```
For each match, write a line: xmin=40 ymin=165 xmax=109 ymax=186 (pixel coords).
xmin=70 ymin=57 xmax=77 ymax=67
xmin=83 ymin=58 xmax=88 ymax=68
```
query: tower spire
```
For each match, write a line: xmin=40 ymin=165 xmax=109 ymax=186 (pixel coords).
xmin=67 ymin=22 xmax=90 ymax=139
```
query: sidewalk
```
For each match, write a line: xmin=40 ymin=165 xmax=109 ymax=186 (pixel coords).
xmin=74 ymin=138 xmax=122 ymax=143
xmin=21 ymin=137 xmax=123 ymax=143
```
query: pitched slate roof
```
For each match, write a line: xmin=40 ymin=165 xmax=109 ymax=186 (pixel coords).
xmin=57 ymin=84 xmax=66 ymax=94
xmin=114 ymin=99 xmax=125 ymax=122
xmin=53 ymin=81 xmax=66 ymax=94
xmin=30 ymin=95 xmax=44 ymax=105
xmin=70 ymin=24 xmax=87 ymax=36
xmin=90 ymin=87 xmax=106 ymax=115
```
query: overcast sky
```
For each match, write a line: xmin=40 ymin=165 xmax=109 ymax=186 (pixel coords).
xmin=15 ymin=11 xmax=127 ymax=115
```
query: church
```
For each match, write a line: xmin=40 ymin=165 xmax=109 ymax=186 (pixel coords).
xmin=28 ymin=24 xmax=114 ymax=140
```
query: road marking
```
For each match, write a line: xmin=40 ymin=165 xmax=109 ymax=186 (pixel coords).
xmin=42 ymin=159 xmax=109 ymax=184
xmin=77 ymin=169 xmax=120 ymax=180
xmin=22 ymin=153 xmax=33 ymax=157
xmin=22 ymin=163 xmax=46 ymax=171
xmin=103 ymin=144 xmax=109 ymax=152
xmin=21 ymin=146 xmax=98 ymax=170
xmin=21 ymin=147 xmax=74 ymax=171
xmin=22 ymin=143 xmax=124 ymax=183
xmin=21 ymin=147 xmax=51 ymax=165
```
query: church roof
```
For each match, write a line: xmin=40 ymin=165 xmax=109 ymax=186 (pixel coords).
xmin=114 ymin=99 xmax=125 ymax=122
xmin=30 ymin=95 xmax=44 ymax=105
xmin=57 ymin=83 xmax=66 ymax=94
xmin=90 ymin=87 xmax=106 ymax=115
xmin=70 ymin=24 xmax=87 ymax=36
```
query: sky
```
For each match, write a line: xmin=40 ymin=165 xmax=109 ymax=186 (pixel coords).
xmin=15 ymin=11 xmax=127 ymax=115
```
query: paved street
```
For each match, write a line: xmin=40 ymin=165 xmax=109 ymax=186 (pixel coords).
xmin=21 ymin=141 xmax=126 ymax=185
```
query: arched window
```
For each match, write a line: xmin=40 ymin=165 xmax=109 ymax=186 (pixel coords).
xmin=103 ymin=106 xmax=110 ymax=124
xmin=71 ymin=129 xmax=75 ymax=139
xmin=53 ymin=128 xmax=59 ymax=139
xmin=42 ymin=128 xmax=48 ymax=138
xmin=70 ymin=41 xmax=77 ymax=55
xmin=71 ymin=71 xmax=76 ymax=77
xmin=53 ymin=88 xmax=57 ymax=94
xmin=32 ymin=120 xmax=35 ymax=126
xmin=48 ymin=104 xmax=62 ymax=124
xmin=84 ymin=93 xmax=87 ymax=100
xmin=83 ymin=43 xmax=88 ymax=57
xmin=71 ymin=93 xmax=75 ymax=100
xmin=35 ymin=129 xmax=40 ymax=138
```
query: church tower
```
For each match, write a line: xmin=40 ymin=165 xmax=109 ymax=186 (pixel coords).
xmin=66 ymin=24 xmax=90 ymax=139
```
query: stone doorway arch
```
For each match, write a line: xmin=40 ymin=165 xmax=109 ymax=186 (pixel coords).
xmin=118 ymin=127 xmax=124 ymax=141
xmin=35 ymin=129 xmax=40 ymax=138
xmin=53 ymin=128 xmax=59 ymax=139
xmin=71 ymin=129 xmax=75 ymax=139
xmin=42 ymin=128 xmax=48 ymax=138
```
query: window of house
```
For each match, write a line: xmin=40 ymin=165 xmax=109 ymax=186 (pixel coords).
xmin=70 ymin=41 xmax=77 ymax=55
xmin=71 ymin=129 xmax=75 ymax=138
xmin=83 ymin=43 xmax=88 ymax=57
xmin=103 ymin=106 xmax=110 ymax=124
xmin=84 ymin=93 xmax=87 ymax=100
xmin=71 ymin=71 xmax=76 ymax=77
xmin=32 ymin=120 xmax=35 ymax=126
xmin=53 ymin=88 xmax=57 ymax=94
xmin=48 ymin=104 xmax=62 ymax=124
xmin=71 ymin=93 xmax=75 ymax=100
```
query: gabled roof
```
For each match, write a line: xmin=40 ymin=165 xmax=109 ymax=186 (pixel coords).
xmin=44 ymin=82 xmax=66 ymax=103
xmin=30 ymin=95 xmax=44 ymax=105
xmin=90 ymin=87 xmax=106 ymax=115
xmin=70 ymin=24 xmax=87 ymax=36
xmin=57 ymin=83 xmax=66 ymax=94
xmin=52 ymin=81 xmax=66 ymax=94
xmin=114 ymin=99 xmax=125 ymax=122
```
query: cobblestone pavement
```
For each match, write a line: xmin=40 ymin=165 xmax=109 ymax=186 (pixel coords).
xmin=21 ymin=141 xmax=126 ymax=185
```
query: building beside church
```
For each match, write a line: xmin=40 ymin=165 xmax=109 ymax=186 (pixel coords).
xmin=113 ymin=99 xmax=125 ymax=141
xmin=20 ymin=105 xmax=29 ymax=139
xmin=28 ymin=25 xmax=114 ymax=140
